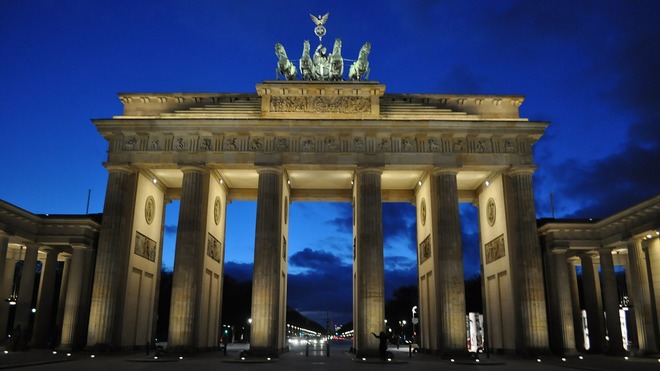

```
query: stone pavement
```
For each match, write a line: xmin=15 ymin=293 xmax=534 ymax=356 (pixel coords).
xmin=2 ymin=343 xmax=660 ymax=370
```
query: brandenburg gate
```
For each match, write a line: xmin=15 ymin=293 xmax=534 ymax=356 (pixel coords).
xmin=84 ymin=13 xmax=549 ymax=357
xmin=87 ymin=77 xmax=549 ymax=356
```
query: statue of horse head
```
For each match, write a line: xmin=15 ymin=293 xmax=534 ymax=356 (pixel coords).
xmin=329 ymin=38 xmax=344 ymax=81
xmin=349 ymin=42 xmax=371 ymax=81
xmin=275 ymin=42 xmax=297 ymax=80
xmin=332 ymin=38 xmax=342 ymax=55
xmin=300 ymin=40 xmax=314 ymax=80
xmin=275 ymin=43 xmax=287 ymax=59
xmin=360 ymin=42 xmax=371 ymax=58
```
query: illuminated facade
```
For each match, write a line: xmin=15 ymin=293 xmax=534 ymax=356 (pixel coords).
xmin=1 ymin=81 xmax=657 ymax=357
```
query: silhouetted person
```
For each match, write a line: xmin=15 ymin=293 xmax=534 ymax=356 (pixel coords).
xmin=372 ymin=331 xmax=388 ymax=361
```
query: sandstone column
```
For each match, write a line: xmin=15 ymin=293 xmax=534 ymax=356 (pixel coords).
xmin=432 ymin=168 xmax=466 ymax=355
xmin=14 ymin=243 xmax=40 ymax=331
xmin=504 ymin=167 xmax=549 ymax=353
xmin=580 ymin=252 xmax=605 ymax=352
xmin=60 ymin=245 xmax=86 ymax=350
xmin=250 ymin=167 xmax=283 ymax=356
xmin=0 ymin=236 xmax=14 ymax=344
xmin=547 ymin=249 xmax=577 ymax=355
xmin=32 ymin=248 xmax=59 ymax=347
xmin=169 ymin=166 xmax=210 ymax=351
xmin=626 ymin=239 xmax=658 ymax=354
xmin=55 ymin=256 xmax=71 ymax=335
xmin=354 ymin=167 xmax=384 ymax=358
xmin=567 ymin=257 xmax=585 ymax=352
xmin=87 ymin=165 xmax=136 ymax=347
xmin=599 ymin=249 xmax=625 ymax=354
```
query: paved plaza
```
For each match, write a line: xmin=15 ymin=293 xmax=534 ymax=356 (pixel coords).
xmin=2 ymin=343 xmax=660 ymax=371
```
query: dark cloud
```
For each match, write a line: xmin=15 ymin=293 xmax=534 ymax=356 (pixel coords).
xmin=550 ymin=143 xmax=659 ymax=219
xmin=290 ymin=247 xmax=343 ymax=270
xmin=224 ymin=262 xmax=253 ymax=283
xmin=383 ymin=202 xmax=416 ymax=254
xmin=287 ymin=248 xmax=354 ymax=324
xmin=384 ymin=255 xmax=416 ymax=272
xmin=534 ymin=3 xmax=660 ymax=219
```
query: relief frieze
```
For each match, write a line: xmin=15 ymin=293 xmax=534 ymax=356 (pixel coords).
xmin=324 ymin=138 xmax=340 ymax=151
xmin=475 ymin=139 xmax=492 ymax=153
xmin=224 ymin=137 xmax=239 ymax=151
xmin=198 ymin=137 xmax=213 ymax=151
xmin=275 ymin=137 xmax=289 ymax=151
xmin=134 ymin=232 xmax=156 ymax=262
xmin=419 ymin=235 xmax=432 ymax=264
xmin=485 ymin=234 xmax=506 ymax=264
xmin=207 ymin=233 xmax=222 ymax=263
xmin=117 ymin=133 xmax=513 ymax=156
xmin=148 ymin=137 xmax=163 ymax=151
xmin=269 ymin=96 xmax=371 ymax=114
xmin=124 ymin=136 xmax=139 ymax=151
xmin=352 ymin=137 xmax=365 ymax=151
xmin=452 ymin=139 xmax=465 ymax=152
xmin=428 ymin=138 xmax=442 ymax=152
xmin=173 ymin=136 xmax=189 ymax=151
xmin=401 ymin=138 xmax=416 ymax=152
xmin=250 ymin=138 xmax=264 ymax=151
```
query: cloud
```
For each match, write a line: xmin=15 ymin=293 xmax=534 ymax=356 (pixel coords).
xmin=224 ymin=261 xmax=253 ymax=282
xmin=287 ymin=249 xmax=354 ymax=324
xmin=383 ymin=202 xmax=417 ymax=254
xmin=290 ymin=247 xmax=344 ymax=271
xmin=534 ymin=4 xmax=660 ymax=219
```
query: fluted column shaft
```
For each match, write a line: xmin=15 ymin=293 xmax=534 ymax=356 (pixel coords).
xmin=15 ymin=243 xmax=40 ymax=330
xmin=580 ymin=253 xmax=605 ymax=352
xmin=432 ymin=169 xmax=466 ymax=354
xmin=87 ymin=166 xmax=135 ymax=346
xmin=0 ymin=237 xmax=14 ymax=344
xmin=55 ymin=257 xmax=71 ymax=333
xmin=169 ymin=167 xmax=210 ymax=350
xmin=626 ymin=239 xmax=658 ymax=353
xmin=549 ymin=250 xmax=577 ymax=355
xmin=567 ymin=258 xmax=585 ymax=352
xmin=250 ymin=168 xmax=283 ymax=354
xmin=60 ymin=245 xmax=86 ymax=349
xmin=599 ymin=249 xmax=625 ymax=354
xmin=504 ymin=168 xmax=549 ymax=352
xmin=354 ymin=168 xmax=384 ymax=357
xmin=32 ymin=249 xmax=59 ymax=347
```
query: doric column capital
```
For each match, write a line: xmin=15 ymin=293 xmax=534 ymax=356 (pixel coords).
xmin=579 ymin=250 xmax=599 ymax=260
xmin=506 ymin=165 xmax=538 ymax=176
xmin=179 ymin=164 xmax=209 ymax=174
xmin=103 ymin=163 xmax=134 ymax=173
xmin=432 ymin=167 xmax=460 ymax=176
xmin=567 ymin=256 xmax=581 ymax=265
xmin=355 ymin=166 xmax=382 ymax=175
xmin=23 ymin=242 xmax=40 ymax=251
xmin=256 ymin=166 xmax=283 ymax=175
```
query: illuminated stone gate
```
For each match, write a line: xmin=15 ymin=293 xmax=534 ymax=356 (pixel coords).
xmin=87 ymin=80 xmax=549 ymax=356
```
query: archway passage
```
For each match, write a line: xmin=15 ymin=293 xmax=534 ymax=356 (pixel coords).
xmin=88 ymin=81 xmax=549 ymax=356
